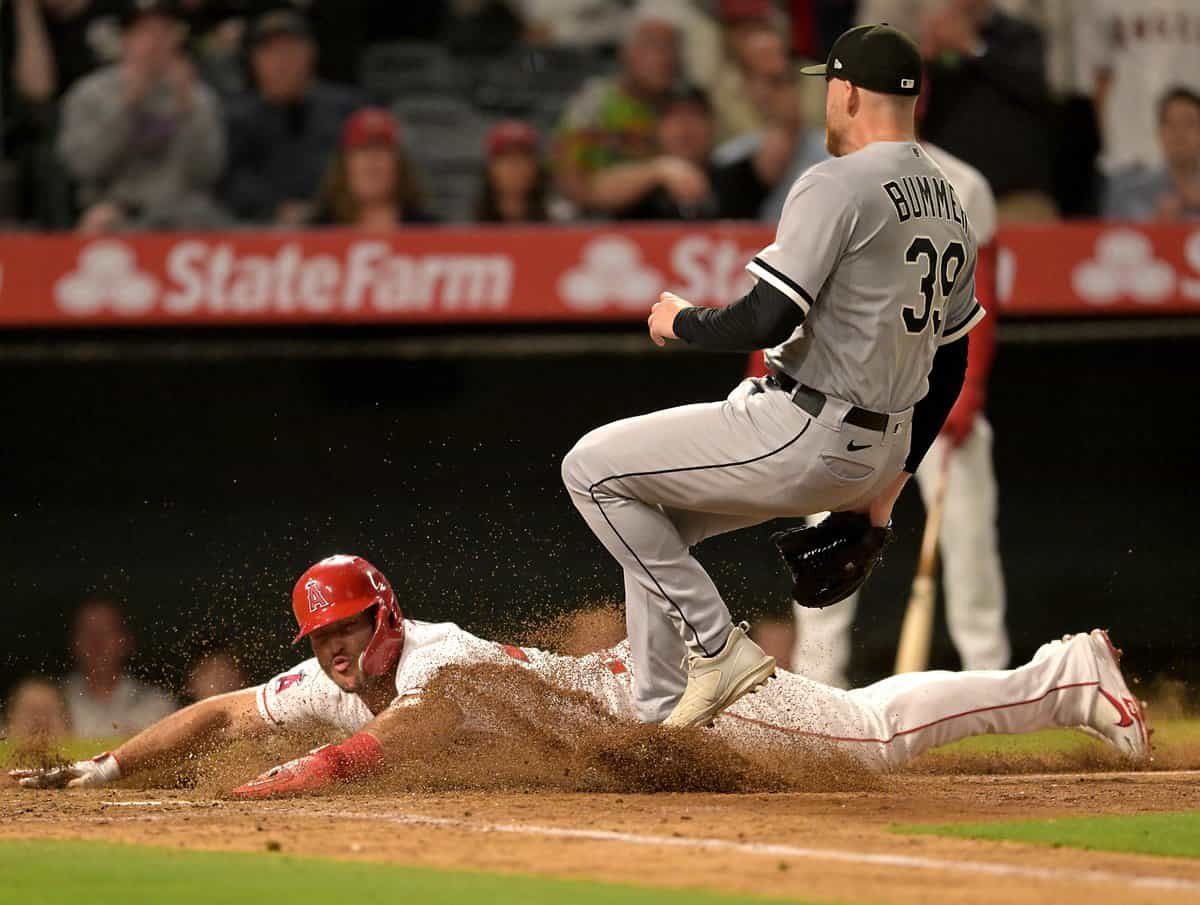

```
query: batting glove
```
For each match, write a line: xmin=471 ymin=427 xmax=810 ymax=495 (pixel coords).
xmin=10 ymin=752 xmax=122 ymax=789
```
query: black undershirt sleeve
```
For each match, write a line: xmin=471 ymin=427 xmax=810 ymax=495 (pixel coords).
xmin=905 ymin=335 xmax=969 ymax=473
xmin=672 ymin=281 xmax=805 ymax=352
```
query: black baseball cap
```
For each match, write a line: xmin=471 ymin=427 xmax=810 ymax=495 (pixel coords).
xmin=800 ymin=24 xmax=922 ymax=96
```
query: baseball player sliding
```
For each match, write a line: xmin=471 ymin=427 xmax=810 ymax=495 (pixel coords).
xmin=10 ymin=555 xmax=1148 ymax=797
xmin=563 ymin=24 xmax=990 ymax=728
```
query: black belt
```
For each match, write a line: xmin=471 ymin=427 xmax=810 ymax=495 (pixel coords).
xmin=765 ymin=371 xmax=890 ymax=432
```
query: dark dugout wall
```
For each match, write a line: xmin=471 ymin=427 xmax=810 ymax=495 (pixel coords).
xmin=2 ymin=329 xmax=1197 ymax=699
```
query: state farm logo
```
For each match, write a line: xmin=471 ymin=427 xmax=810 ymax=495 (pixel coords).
xmin=52 ymin=240 xmax=513 ymax=317
xmin=559 ymin=236 xmax=661 ymax=310
xmin=1072 ymin=230 xmax=1175 ymax=305
xmin=55 ymin=241 xmax=159 ymax=314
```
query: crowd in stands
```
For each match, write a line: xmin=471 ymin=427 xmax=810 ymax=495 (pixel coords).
xmin=3 ymin=597 xmax=246 ymax=742
xmin=0 ymin=0 xmax=1197 ymax=232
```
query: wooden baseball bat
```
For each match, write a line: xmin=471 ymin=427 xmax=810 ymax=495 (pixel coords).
xmin=893 ymin=455 xmax=951 ymax=675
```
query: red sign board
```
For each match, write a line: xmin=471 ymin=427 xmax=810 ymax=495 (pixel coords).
xmin=0 ymin=222 xmax=1196 ymax=327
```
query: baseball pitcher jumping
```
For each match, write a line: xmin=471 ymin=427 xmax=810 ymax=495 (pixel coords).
xmin=9 ymin=555 xmax=1149 ymax=798
xmin=562 ymin=24 xmax=986 ymax=727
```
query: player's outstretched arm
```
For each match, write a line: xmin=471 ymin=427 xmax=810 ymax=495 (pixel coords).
xmin=9 ymin=688 xmax=265 ymax=790
xmin=229 ymin=694 xmax=463 ymax=800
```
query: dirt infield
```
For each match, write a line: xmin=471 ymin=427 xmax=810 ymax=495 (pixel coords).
xmin=4 ymin=770 xmax=1200 ymax=905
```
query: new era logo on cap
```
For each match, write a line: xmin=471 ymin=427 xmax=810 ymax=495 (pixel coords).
xmin=900 ymin=78 xmax=914 ymax=88
xmin=833 ymin=58 xmax=843 ymax=69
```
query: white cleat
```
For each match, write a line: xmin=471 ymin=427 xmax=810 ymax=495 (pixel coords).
xmin=662 ymin=622 xmax=776 ymax=729
xmin=1084 ymin=629 xmax=1151 ymax=763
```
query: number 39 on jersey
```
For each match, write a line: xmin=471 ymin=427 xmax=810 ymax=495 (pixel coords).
xmin=902 ymin=237 xmax=966 ymax=337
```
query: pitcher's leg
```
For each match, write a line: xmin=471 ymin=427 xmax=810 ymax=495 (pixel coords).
xmin=623 ymin=571 xmax=688 ymax=722
xmin=847 ymin=634 xmax=1099 ymax=769
xmin=625 ymin=508 xmax=768 ymax=721
xmin=562 ymin=399 xmax=810 ymax=656
xmin=916 ymin=420 xmax=1009 ymax=670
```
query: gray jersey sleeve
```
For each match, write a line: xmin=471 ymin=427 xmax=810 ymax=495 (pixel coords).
xmin=938 ymin=239 xmax=986 ymax=346
xmin=746 ymin=172 xmax=856 ymax=318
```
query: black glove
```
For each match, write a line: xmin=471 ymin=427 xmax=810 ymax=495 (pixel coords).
xmin=772 ymin=512 xmax=895 ymax=608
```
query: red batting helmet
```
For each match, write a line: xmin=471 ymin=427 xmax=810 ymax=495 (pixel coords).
xmin=292 ymin=555 xmax=405 ymax=677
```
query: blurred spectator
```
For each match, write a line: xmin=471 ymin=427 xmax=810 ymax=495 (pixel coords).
xmin=515 ymin=0 xmax=628 ymax=48
xmin=919 ymin=0 xmax=1057 ymax=221
xmin=1 ymin=0 xmax=123 ymax=118
xmin=56 ymin=0 xmax=227 ymax=231
xmin=62 ymin=598 xmax=176 ymax=737
xmin=1105 ymin=87 xmax=1200 ymax=222
xmin=313 ymin=107 xmax=434 ymax=228
xmin=1 ymin=0 xmax=123 ymax=225
xmin=625 ymin=85 xmax=796 ymax=220
xmin=475 ymin=120 xmax=551 ymax=223
xmin=4 ymin=677 xmax=70 ymax=742
xmin=709 ymin=9 xmax=824 ymax=144
xmin=185 ymin=650 xmax=247 ymax=701
xmin=553 ymin=2 xmax=683 ymax=215
xmin=1079 ymin=0 xmax=1200 ymax=174
xmin=178 ymin=0 xmax=250 ymax=99
xmin=221 ymin=7 xmax=360 ymax=225
xmin=711 ymin=27 xmax=829 ymax=222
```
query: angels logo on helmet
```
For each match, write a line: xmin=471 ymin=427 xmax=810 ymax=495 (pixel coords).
xmin=306 ymin=578 xmax=334 ymax=614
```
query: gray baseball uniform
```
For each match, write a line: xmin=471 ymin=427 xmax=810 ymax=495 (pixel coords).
xmin=562 ymin=141 xmax=986 ymax=723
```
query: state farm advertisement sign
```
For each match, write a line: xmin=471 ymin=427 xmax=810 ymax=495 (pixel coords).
xmin=0 ymin=222 xmax=1198 ymax=327
xmin=996 ymin=223 xmax=1200 ymax=315
xmin=0 ymin=226 xmax=766 ymax=327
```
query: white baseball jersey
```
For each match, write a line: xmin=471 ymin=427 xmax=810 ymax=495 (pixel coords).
xmin=750 ymin=141 xmax=985 ymax=414
xmin=1076 ymin=0 xmax=1200 ymax=171
xmin=256 ymin=618 xmax=1115 ymax=773
xmin=256 ymin=619 xmax=638 ymax=734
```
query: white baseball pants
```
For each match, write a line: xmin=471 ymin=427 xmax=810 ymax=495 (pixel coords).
xmin=722 ymin=631 xmax=1096 ymax=771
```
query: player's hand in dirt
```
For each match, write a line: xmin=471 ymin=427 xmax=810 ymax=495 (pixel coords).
xmin=230 ymin=748 xmax=338 ymax=800
xmin=648 ymin=292 xmax=692 ymax=347
xmin=9 ymin=753 xmax=122 ymax=789
xmin=229 ymin=732 xmax=385 ymax=800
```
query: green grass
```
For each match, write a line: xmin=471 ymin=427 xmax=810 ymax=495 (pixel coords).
xmin=895 ymin=812 xmax=1200 ymax=859
xmin=0 ymin=839 xmax=831 ymax=905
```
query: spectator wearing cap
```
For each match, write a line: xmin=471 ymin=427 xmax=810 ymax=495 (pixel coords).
xmin=313 ymin=107 xmax=433 ymax=229
xmin=918 ymin=0 xmax=1057 ymax=221
xmin=55 ymin=0 xmax=227 ymax=231
xmin=221 ymin=7 xmax=361 ymax=226
xmin=62 ymin=597 xmax=176 ymax=738
xmin=1105 ymin=87 xmax=1200 ymax=222
xmin=553 ymin=2 xmax=684 ymax=216
xmin=625 ymin=85 xmax=794 ymax=221
xmin=475 ymin=121 xmax=552 ymax=224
